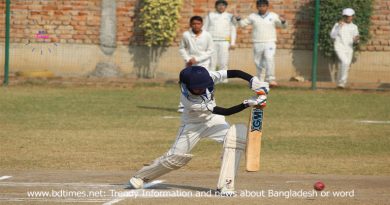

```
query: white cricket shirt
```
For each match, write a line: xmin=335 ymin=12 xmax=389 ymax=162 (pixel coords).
xmin=330 ymin=22 xmax=359 ymax=50
xmin=203 ymin=11 xmax=237 ymax=45
xmin=239 ymin=12 xmax=287 ymax=43
xmin=179 ymin=29 xmax=214 ymax=67
xmin=180 ymin=70 xmax=228 ymax=124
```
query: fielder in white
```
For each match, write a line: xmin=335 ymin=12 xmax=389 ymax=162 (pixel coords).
xmin=330 ymin=8 xmax=359 ymax=88
xmin=128 ymin=66 xmax=269 ymax=196
xmin=203 ymin=0 xmax=237 ymax=75
xmin=236 ymin=0 xmax=287 ymax=87
xmin=179 ymin=16 xmax=214 ymax=70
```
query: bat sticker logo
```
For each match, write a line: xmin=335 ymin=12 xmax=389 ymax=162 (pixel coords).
xmin=251 ymin=108 xmax=263 ymax=131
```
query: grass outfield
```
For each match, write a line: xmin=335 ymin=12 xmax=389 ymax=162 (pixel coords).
xmin=0 ymin=83 xmax=389 ymax=175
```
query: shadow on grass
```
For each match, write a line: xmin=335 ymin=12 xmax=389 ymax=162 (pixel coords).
xmin=378 ymin=83 xmax=390 ymax=90
xmin=154 ymin=183 xmax=212 ymax=192
xmin=137 ymin=105 xmax=178 ymax=113
xmin=122 ymin=182 xmax=212 ymax=192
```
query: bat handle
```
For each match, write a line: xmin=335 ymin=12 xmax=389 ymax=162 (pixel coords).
xmin=255 ymin=91 xmax=267 ymax=109
xmin=256 ymin=90 xmax=266 ymax=95
xmin=254 ymin=104 xmax=265 ymax=109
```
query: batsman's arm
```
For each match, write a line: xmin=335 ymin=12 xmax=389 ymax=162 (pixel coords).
xmin=211 ymin=103 xmax=249 ymax=116
xmin=227 ymin=70 xmax=269 ymax=95
xmin=227 ymin=70 xmax=253 ymax=81
xmin=211 ymin=96 xmax=267 ymax=116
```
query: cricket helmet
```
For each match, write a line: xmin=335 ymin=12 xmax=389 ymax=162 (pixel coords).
xmin=179 ymin=66 xmax=214 ymax=97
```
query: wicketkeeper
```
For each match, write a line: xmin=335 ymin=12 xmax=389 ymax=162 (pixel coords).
xmin=128 ymin=66 xmax=269 ymax=195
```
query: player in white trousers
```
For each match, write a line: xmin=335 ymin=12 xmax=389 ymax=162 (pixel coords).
xmin=128 ymin=66 xmax=269 ymax=196
xmin=236 ymin=0 xmax=287 ymax=87
xmin=178 ymin=16 xmax=215 ymax=112
xmin=330 ymin=8 xmax=359 ymax=88
xmin=203 ymin=0 xmax=237 ymax=79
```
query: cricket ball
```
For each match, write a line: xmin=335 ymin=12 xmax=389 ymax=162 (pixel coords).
xmin=314 ymin=181 xmax=325 ymax=191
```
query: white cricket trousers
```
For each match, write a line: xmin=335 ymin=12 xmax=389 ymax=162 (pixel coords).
xmin=253 ymin=42 xmax=276 ymax=82
xmin=210 ymin=41 xmax=230 ymax=72
xmin=168 ymin=115 xmax=229 ymax=155
xmin=133 ymin=115 xmax=229 ymax=185
xmin=335 ymin=46 xmax=353 ymax=87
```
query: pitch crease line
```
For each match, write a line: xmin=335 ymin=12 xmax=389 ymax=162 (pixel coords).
xmin=0 ymin=176 xmax=12 ymax=181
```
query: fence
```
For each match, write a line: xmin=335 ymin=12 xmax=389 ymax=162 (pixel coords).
xmin=1 ymin=0 xmax=389 ymax=89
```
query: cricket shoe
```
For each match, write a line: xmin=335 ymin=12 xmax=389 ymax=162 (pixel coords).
xmin=126 ymin=177 xmax=144 ymax=189
xmin=177 ymin=106 xmax=184 ymax=113
xmin=336 ymin=84 xmax=345 ymax=89
xmin=215 ymin=188 xmax=236 ymax=197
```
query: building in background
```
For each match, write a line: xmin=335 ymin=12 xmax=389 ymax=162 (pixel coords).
xmin=0 ymin=0 xmax=389 ymax=84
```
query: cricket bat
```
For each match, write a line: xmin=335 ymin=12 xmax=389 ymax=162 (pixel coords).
xmin=246 ymin=107 xmax=264 ymax=172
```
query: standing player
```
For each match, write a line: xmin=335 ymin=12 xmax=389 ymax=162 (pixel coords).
xmin=203 ymin=0 xmax=237 ymax=78
xmin=330 ymin=8 xmax=359 ymax=89
xmin=128 ymin=66 xmax=269 ymax=196
xmin=235 ymin=0 xmax=287 ymax=87
xmin=179 ymin=16 xmax=214 ymax=70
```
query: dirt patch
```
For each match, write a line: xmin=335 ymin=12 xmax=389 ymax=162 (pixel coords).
xmin=0 ymin=170 xmax=388 ymax=205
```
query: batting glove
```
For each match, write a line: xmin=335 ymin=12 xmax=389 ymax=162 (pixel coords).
xmin=250 ymin=77 xmax=269 ymax=95
xmin=243 ymin=95 xmax=267 ymax=108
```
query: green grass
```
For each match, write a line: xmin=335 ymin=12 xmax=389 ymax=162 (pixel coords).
xmin=0 ymin=83 xmax=389 ymax=175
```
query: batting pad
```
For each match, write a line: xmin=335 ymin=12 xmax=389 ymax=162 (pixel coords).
xmin=134 ymin=153 xmax=193 ymax=182
xmin=217 ymin=124 xmax=247 ymax=192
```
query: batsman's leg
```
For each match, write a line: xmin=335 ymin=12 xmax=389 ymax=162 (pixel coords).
xmin=129 ymin=124 xmax=204 ymax=189
xmin=217 ymin=124 xmax=247 ymax=195
xmin=129 ymin=153 xmax=193 ymax=189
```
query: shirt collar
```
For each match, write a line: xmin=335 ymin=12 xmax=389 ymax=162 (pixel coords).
xmin=189 ymin=29 xmax=203 ymax=37
xmin=258 ymin=11 xmax=269 ymax=18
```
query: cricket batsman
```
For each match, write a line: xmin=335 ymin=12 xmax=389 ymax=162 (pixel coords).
xmin=128 ymin=66 xmax=269 ymax=195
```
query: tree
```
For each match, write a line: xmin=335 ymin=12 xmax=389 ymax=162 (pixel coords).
xmin=140 ymin=0 xmax=182 ymax=47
